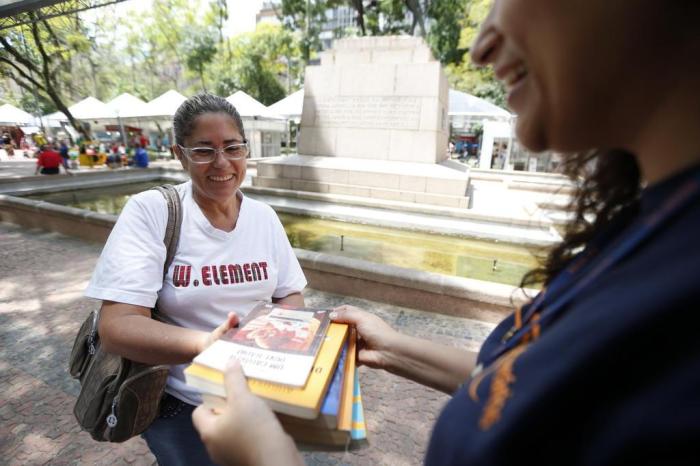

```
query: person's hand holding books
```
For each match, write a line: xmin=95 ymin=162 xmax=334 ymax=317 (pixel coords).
xmin=331 ymin=304 xmax=475 ymax=393
xmin=329 ymin=305 xmax=401 ymax=370
xmin=192 ymin=358 xmax=303 ymax=466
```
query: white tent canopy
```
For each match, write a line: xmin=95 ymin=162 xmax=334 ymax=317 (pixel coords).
xmin=0 ymin=104 xmax=35 ymax=125
xmin=448 ymin=89 xmax=511 ymax=117
xmin=141 ymin=90 xmax=187 ymax=118
xmin=68 ymin=96 xmax=117 ymax=120
xmin=226 ymin=91 xmax=282 ymax=119
xmin=266 ymin=89 xmax=512 ymax=121
xmin=267 ymin=89 xmax=304 ymax=121
xmin=106 ymin=93 xmax=149 ymax=118
xmin=44 ymin=110 xmax=67 ymax=121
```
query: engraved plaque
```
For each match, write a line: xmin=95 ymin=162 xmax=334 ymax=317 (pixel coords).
xmin=313 ymin=96 xmax=421 ymax=130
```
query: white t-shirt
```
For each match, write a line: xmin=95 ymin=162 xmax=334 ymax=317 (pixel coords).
xmin=85 ymin=181 xmax=307 ymax=404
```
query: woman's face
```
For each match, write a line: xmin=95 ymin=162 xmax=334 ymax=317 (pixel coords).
xmin=472 ymin=0 xmax=673 ymax=153
xmin=176 ymin=112 xmax=247 ymax=205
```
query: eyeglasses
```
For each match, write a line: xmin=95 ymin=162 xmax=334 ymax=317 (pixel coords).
xmin=177 ymin=142 xmax=249 ymax=164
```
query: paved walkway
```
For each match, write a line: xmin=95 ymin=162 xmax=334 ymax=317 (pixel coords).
xmin=0 ymin=222 xmax=496 ymax=466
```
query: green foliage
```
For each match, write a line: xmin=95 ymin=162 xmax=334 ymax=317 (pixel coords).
xmin=0 ymin=8 xmax=96 ymax=135
xmin=20 ymin=91 xmax=56 ymax=114
xmin=279 ymin=0 xmax=345 ymax=63
xmin=426 ymin=0 xmax=466 ymax=64
xmin=209 ymin=23 xmax=301 ymax=105
xmin=185 ymin=31 xmax=218 ymax=91
xmin=365 ymin=0 xmax=410 ymax=35
xmin=0 ymin=0 xmax=505 ymax=115
xmin=444 ymin=0 xmax=506 ymax=108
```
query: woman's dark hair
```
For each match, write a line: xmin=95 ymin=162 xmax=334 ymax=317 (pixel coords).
xmin=173 ymin=93 xmax=245 ymax=145
xmin=520 ymin=149 xmax=641 ymax=288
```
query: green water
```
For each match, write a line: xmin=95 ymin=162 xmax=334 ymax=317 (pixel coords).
xmin=29 ymin=181 xmax=162 ymax=215
xmin=280 ymin=213 xmax=538 ymax=286
xmin=28 ymin=182 xmax=539 ymax=286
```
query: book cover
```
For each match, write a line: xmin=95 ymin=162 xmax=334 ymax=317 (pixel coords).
xmin=194 ymin=302 xmax=331 ymax=387
xmin=187 ymin=322 xmax=349 ymax=419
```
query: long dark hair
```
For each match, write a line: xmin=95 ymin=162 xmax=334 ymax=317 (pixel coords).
xmin=520 ymin=149 xmax=641 ymax=288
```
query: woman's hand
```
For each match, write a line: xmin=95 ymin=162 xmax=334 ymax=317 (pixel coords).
xmin=331 ymin=304 xmax=477 ymax=393
xmin=198 ymin=312 xmax=240 ymax=354
xmin=192 ymin=359 xmax=302 ymax=466
xmin=330 ymin=305 xmax=401 ymax=370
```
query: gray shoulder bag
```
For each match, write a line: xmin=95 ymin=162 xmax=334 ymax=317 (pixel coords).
xmin=68 ymin=184 xmax=182 ymax=442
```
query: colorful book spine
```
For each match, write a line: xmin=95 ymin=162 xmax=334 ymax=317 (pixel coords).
xmin=319 ymin=341 xmax=347 ymax=420
xmin=338 ymin=327 xmax=357 ymax=431
xmin=350 ymin=367 xmax=367 ymax=441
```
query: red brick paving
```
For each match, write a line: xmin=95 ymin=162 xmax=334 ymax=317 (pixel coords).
xmin=0 ymin=222 xmax=494 ymax=465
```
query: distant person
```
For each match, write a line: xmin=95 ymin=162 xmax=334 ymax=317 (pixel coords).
xmin=59 ymin=140 xmax=70 ymax=168
xmin=35 ymin=144 xmax=70 ymax=175
xmin=133 ymin=143 xmax=149 ymax=168
xmin=86 ymin=145 xmax=98 ymax=167
xmin=191 ymin=1 xmax=700 ymax=465
xmin=107 ymin=145 xmax=122 ymax=169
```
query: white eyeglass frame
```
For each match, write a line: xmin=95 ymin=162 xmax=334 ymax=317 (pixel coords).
xmin=177 ymin=141 xmax=249 ymax=164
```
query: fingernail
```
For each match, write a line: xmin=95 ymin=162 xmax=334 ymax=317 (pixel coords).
xmin=329 ymin=312 xmax=337 ymax=320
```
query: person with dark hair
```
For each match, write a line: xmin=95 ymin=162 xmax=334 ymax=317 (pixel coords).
xmin=133 ymin=142 xmax=149 ymax=168
xmin=35 ymin=144 xmax=70 ymax=175
xmin=191 ymin=1 xmax=700 ymax=465
xmin=84 ymin=92 xmax=307 ymax=465
xmin=58 ymin=140 xmax=70 ymax=168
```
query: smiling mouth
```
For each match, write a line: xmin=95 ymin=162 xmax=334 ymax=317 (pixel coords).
xmin=503 ymin=64 xmax=528 ymax=91
xmin=208 ymin=174 xmax=234 ymax=182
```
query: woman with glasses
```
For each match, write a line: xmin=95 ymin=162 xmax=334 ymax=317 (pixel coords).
xmin=84 ymin=93 xmax=307 ymax=465
xmin=190 ymin=1 xmax=700 ymax=465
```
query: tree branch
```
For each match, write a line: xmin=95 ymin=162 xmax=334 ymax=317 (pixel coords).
xmin=0 ymin=55 xmax=47 ymax=93
xmin=30 ymin=16 xmax=54 ymax=82
xmin=0 ymin=35 xmax=42 ymax=76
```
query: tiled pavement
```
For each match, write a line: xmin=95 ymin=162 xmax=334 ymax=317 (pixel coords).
xmin=0 ymin=222 xmax=497 ymax=465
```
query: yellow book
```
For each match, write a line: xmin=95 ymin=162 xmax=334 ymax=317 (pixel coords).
xmin=186 ymin=323 xmax=349 ymax=419
xmin=337 ymin=327 xmax=357 ymax=431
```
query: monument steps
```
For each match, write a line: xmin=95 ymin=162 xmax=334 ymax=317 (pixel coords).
xmin=252 ymin=174 xmax=469 ymax=209
xmin=243 ymin=183 xmax=555 ymax=231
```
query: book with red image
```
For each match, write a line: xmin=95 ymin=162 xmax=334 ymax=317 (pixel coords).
xmin=193 ymin=302 xmax=331 ymax=387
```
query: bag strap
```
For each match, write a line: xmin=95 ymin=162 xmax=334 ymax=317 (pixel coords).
xmin=152 ymin=184 xmax=183 ymax=276
xmin=151 ymin=184 xmax=183 ymax=319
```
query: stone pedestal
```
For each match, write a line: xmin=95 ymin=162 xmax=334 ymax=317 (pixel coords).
xmin=254 ymin=154 xmax=470 ymax=208
xmin=254 ymin=36 xmax=469 ymax=209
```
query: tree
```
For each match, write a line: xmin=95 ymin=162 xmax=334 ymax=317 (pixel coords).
xmin=0 ymin=10 xmax=91 ymax=137
xmin=426 ymin=0 xmax=465 ymax=64
xmin=124 ymin=0 xmax=192 ymax=97
xmin=280 ymin=0 xmax=345 ymax=64
xmin=444 ymin=0 xmax=506 ymax=107
xmin=185 ymin=32 xmax=217 ymax=92
xmin=210 ymin=23 xmax=302 ymax=105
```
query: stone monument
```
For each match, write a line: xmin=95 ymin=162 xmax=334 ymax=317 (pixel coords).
xmin=254 ymin=36 xmax=470 ymax=209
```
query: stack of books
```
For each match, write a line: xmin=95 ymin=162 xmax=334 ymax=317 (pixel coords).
xmin=184 ymin=302 xmax=367 ymax=449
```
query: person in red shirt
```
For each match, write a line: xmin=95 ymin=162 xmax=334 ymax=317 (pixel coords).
xmin=35 ymin=144 xmax=71 ymax=175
